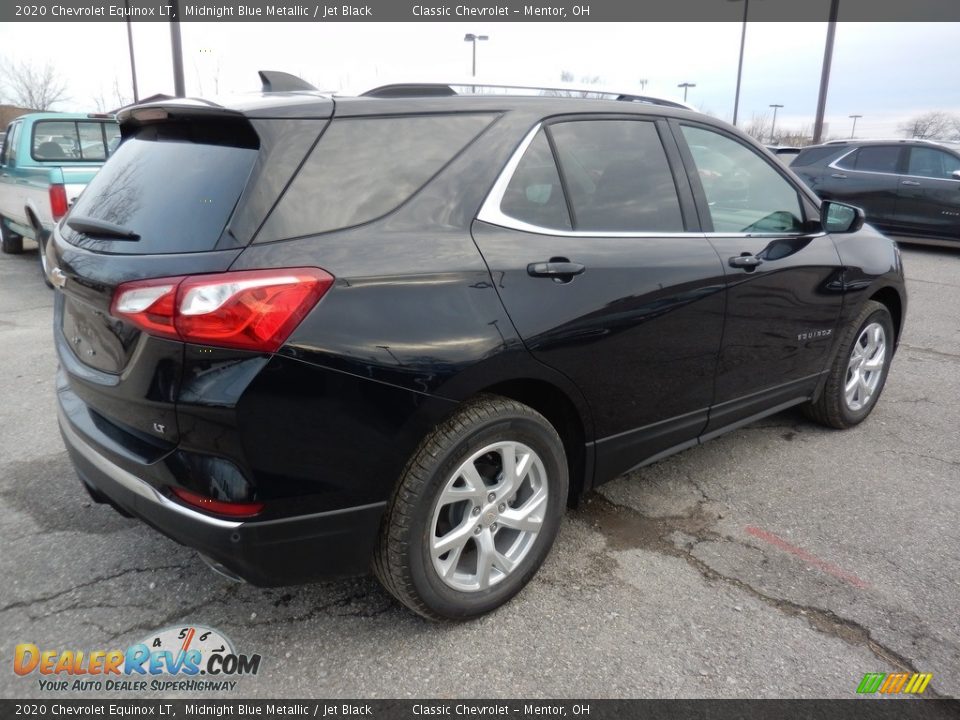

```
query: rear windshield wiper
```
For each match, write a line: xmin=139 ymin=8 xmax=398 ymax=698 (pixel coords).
xmin=66 ymin=216 xmax=140 ymax=240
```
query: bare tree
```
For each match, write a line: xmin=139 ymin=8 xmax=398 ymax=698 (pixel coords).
xmin=778 ymin=124 xmax=813 ymax=147
xmin=897 ymin=111 xmax=956 ymax=140
xmin=742 ymin=113 xmax=771 ymax=142
xmin=552 ymin=71 xmax=605 ymax=98
xmin=93 ymin=77 xmax=132 ymax=113
xmin=0 ymin=59 xmax=69 ymax=110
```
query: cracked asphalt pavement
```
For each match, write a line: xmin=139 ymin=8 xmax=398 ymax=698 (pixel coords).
xmin=1 ymin=243 xmax=957 ymax=699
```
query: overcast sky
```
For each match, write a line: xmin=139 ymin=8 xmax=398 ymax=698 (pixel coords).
xmin=1 ymin=20 xmax=957 ymax=138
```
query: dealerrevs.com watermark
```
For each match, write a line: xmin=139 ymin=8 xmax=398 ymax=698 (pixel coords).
xmin=13 ymin=625 xmax=261 ymax=693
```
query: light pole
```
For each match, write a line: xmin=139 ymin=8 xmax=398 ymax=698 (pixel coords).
xmin=463 ymin=33 xmax=489 ymax=79
xmin=169 ymin=0 xmax=185 ymax=97
xmin=849 ymin=114 xmax=862 ymax=138
xmin=677 ymin=82 xmax=696 ymax=102
xmin=727 ymin=0 xmax=752 ymax=126
xmin=769 ymin=104 xmax=783 ymax=143
xmin=813 ymin=0 xmax=840 ymax=144
xmin=124 ymin=0 xmax=139 ymax=102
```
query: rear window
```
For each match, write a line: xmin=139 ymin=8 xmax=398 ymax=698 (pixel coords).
xmin=32 ymin=120 xmax=120 ymax=162
xmin=64 ymin=121 xmax=258 ymax=254
xmin=258 ymin=114 xmax=495 ymax=240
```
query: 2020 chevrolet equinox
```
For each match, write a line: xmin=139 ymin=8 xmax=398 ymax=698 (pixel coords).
xmin=51 ymin=74 xmax=906 ymax=620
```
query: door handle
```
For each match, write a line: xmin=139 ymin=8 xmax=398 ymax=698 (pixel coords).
xmin=901 ymin=180 xmax=921 ymax=186
xmin=527 ymin=259 xmax=586 ymax=280
xmin=729 ymin=254 xmax=763 ymax=270
xmin=831 ymin=173 xmax=847 ymax=179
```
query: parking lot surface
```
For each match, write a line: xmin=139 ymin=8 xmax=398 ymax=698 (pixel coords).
xmin=1 ymin=243 xmax=957 ymax=699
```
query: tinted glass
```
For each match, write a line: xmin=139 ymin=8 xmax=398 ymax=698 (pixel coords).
xmin=681 ymin=125 xmax=804 ymax=233
xmin=32 ymin=120 xmax=119 ymax=161
xmin=908 ymin=147 xmax=960 ymax=179
xmin=549 ymin=120 xmax=683 ymax=233
xmin=262 ymin=114 xmax=494 ymax=239
xmin=2 ymin=122 xmax=19 ymax=165
xmin=842 ymin=146 xmax=901 ymax=173
xmin=65 ymin=125 xmax=258 ymax=254
xmin=792 ymin=145 xmax=846 ymax=167
xmin=500 ymin=130 xmax=571 ymax=230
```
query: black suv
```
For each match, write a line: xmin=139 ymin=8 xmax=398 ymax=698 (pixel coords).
xmin=51 ymin=75 xmax=906 ymax=620
xmin=793 ymin=139 xmax=960 ymax=246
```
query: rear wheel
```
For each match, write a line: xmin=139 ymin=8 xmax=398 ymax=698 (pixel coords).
xmin=373 ymin=395 xmax=568 ymax=621
xmin=802 ymin=300 xmax=894 ymax=429
xmin=0 ymin=216 xmax=23 ymax=254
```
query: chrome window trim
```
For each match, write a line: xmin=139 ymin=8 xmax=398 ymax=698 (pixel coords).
xmin=477 ymin=121 xmax=824 ymax=240
xmin=829 ymin=145 xmax=960 ymax=182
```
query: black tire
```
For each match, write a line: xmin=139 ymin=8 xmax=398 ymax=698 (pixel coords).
xmin=373 ymin=394 xmax=568 ymax=621
xmin=1 ymin=217 xmax=23 ymax=254
xmin=802 ymin=300 xmax=895 ymax=429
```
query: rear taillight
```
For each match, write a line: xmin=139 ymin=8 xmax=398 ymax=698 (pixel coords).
xmin=111 ymin=268 xmax=334 ymax=352
xmin=170 ymin=486 xmax=264 ymax=518
xmin=49 ymin=184 xmax=68 ymax=221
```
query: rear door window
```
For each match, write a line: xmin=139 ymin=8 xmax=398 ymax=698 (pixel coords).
xmin=549 ymin=120 xmax=684 ymax=233
xmin=260 ymin=114 xmax=495 ymax=240
xmin=500 ymin=129 xmax=571 ymax=231
xmin=836 ymin=146 xmax=902 ymax=174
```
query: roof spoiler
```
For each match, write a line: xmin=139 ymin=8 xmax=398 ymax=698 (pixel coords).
xmin=258 ymin=70 xmax=317 ymax=93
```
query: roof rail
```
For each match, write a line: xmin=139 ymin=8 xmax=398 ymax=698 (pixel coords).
xmin=259 ymin=70 xmax=318 ymax=93
xmin=359 ymin=82 xmax=694 ymax=110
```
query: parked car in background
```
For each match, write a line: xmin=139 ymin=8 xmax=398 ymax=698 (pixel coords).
xmin=0 ymin=112 xmax=120 ymax=283
xmin=766 ymin=145 xmax=802 ymax=165
xmin=51 ymin=74 xmax=905 ymax=621
xmin=792 ymin=139 xmax=960 ymax=246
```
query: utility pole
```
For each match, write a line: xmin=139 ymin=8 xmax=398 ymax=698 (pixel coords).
xmin=769 ymin=104 xmax=783 ymax=143
xmin=169 ymin=0 xmax=186 ymax=97
xmin=729 ymin=0 xmax=750 ymax=125
xmin=813 ymin=0 xmax=840 ymax=144
xmin=124 ymin=0 xmax=139 ymax=102
xmin=849 ymin=114 xmax=862 ymax=138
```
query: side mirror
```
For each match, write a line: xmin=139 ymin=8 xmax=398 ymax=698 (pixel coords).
xmin=952 ymin=169 xmax=960 ymax=180
xmin=821 ymin=200 xmax=865 ymax=234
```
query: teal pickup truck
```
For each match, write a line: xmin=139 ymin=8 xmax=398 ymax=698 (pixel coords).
xmin=0 ymin=112 xmax=120 ymax=283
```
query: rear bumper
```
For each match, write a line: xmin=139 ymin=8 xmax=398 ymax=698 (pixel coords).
xmin=58 ymin=401 xmax=386 ymax=586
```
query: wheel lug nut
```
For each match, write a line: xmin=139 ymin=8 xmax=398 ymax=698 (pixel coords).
xmin=474 ymin=526 xmax=482 ymax=535
xmin=487 ymin=492 xmax=496 ymax=502
xmin=491 ymin=523 xmax=498 ymax=532
xmin=472 ymin=506 xmax=481 ymax=516
xmin=498 ymin=503 xmax=506 ymax=512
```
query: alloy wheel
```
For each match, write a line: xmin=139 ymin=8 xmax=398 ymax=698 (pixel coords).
xmin=844 ymin=322 xmax=886 ymax=412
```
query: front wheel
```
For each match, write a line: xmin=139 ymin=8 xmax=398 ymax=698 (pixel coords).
xmin=373 ymin=395 xmax=568 ymax=621
xmin=802 ymin=300 xmax=895 ymax=429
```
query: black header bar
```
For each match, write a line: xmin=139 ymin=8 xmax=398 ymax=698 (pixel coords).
xmin=4 ymin=0 xmax=960 ymax=22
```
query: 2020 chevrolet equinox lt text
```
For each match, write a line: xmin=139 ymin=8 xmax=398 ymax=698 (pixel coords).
xmin=51 ymin=74 xmax=906 ymax=620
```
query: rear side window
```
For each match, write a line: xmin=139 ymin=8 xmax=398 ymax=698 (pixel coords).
xmin=550 ymin=120 xmax=684 ymax=233
xmin=64 ymin=121 xmax=258 ymax=254
xmin=836 ymin=146 xmax=901 ymax=173
xmin=500 ymin=130 xmax=571 ymax=230
xmin=260 ymin=114 xmax=495 ymax=240
xmin=32 ymin=120 xmax=120 ymax=161
xmin=792 ymin=146 xmax=843 ymax=167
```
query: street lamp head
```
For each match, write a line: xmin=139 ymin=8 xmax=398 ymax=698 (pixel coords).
xmin=464 ymin=33 xmax=489 ymax=42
